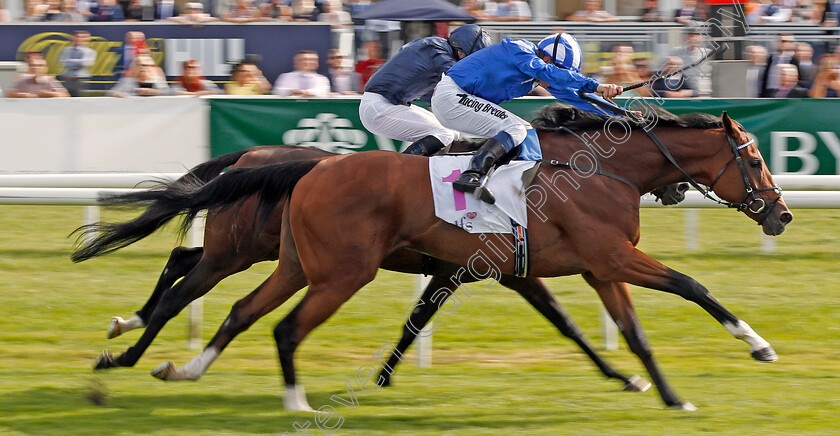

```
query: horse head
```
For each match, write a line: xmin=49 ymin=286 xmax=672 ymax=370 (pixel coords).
xmin=707 ymin=112 xmax=792 ymax=236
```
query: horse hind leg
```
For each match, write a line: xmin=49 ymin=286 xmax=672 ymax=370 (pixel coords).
xmin=500 ymin=275 xmax=650 ymax=392
xmin=152 ymin=258 xmax=308 ymax=382
xmin=94 ymin=257 xmax=231 ymax=370
xmin=108 ymin=247 xmax=203 ymax=339
xmin=274 ymin=269 xmax=377 ymax=412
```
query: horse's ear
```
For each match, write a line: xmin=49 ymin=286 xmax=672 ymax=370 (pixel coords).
xmin=721 ymin=111 xmax=736 ymax=137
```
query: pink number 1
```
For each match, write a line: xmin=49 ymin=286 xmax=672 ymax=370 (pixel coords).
xmin=442 ymin=169 xmax=467 ymax=211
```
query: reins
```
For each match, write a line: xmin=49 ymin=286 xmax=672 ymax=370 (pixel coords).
xmin=542 ymin=92 xmax=784 ymax=218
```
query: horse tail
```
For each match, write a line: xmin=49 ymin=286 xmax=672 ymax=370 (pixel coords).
xmin=71 ymin=159 xmax=319 ymax=263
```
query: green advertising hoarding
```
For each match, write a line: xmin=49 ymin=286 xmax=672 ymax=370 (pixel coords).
xmin=209 ymin=97 xmax=840 ymax=175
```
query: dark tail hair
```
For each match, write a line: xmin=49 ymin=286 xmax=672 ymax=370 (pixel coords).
xmin=71 ymin=158 xmax=319 ymax=263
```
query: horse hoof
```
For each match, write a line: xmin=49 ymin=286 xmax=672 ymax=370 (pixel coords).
xmin=669 ymin=402 xmax=698 ymax=412
xmin=751 ymin=346 xmax=778 ymax=363
xmin=151 ymin=361 xmax=175 ymax=381
xmin=622 ymin=375 xmax=651 ymax=392
xmin=107 ymin=317 xmax=124 ymax=339
xmin=93 ymin=351 xmax=117 ymax=370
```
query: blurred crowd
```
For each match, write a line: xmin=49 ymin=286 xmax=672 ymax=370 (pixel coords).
xmin=2 ymin=1 xmax=839 ymax=99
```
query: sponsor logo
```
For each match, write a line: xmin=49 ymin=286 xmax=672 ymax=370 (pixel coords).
xmin=456 ymin=93 xmax=508 ymax=119
xmin=282 ymin=113 xmax=369 ymax=154
xmin=466 ymin=211 xmax=477 ymax=219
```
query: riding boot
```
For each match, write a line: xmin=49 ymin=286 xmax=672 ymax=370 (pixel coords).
xmin=402 ymin=135 xmax=446 ymax=156
xmin=452 ymin=138 xmax=508 ymax=204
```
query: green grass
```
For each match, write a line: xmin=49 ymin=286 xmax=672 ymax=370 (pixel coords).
xmin=0 ymin=205 xmax=838 ymax=435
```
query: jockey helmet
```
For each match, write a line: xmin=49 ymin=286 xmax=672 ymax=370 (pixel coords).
xmin=538 ymin=33 xmax=583 ymax=73
xmin=449 ymin=24 xmax=492 ymax=57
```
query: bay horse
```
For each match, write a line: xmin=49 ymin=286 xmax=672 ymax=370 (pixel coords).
xmin=78 ymin=106 xmax=791 ymax=411
xmin=76 ymin=143 xmax=650 ymax=391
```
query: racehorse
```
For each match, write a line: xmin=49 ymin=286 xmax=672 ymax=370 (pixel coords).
xmin=76 ymin=142 xmax=651 ymax=392
xmin=76 ymin=106 xmax=791 ymax=411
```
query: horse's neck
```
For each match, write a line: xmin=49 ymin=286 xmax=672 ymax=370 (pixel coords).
xmin=538 ymin=127 xmax=726 ymax=194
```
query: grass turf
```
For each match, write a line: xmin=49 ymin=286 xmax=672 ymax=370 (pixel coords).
xmin=0 ymin=205 xmax=838 ymax=435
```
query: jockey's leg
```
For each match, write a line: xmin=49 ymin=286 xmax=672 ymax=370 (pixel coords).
xmin=451 ymin=133 xmax=511 ymax=204
xmin=402 ymin=135 xmax=446 ymax=156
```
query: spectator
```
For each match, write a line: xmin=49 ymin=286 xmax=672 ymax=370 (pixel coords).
xmin=75 ymin=0 xmax=95 ymax=20
xmin=603 ymin=44 xmax=643 ymax=92
xmin=43 ymin=0 xmax=67 ymax=21
xmin=794 ymin=42 xmax=818 ymax=88
xmin=60 ymin=0 xmax=86 ymax=21
xmin=90 ymin=0 xmax=124 ymax=21
xmin=154 ymin=0 xmax=178 ymax=20
xmin=680 ymin=30 xmax=712 ymax=96
xmin=273 ymin=50 xmax=331 ymax=96
xmin=224 ymin=60 xmax=271 ymax=95
xmin=23 ymin=0 xmax=48 ymax=21
xmin=326 ymin=49 xmax=359 ymax=94
xmin=489 ymin=0 xmax=531 ymax=21
xmin=172 ymin=60 xmax=221 ymax=95
xmin=460 ymin=0 xmax=490 ymax=20
xmin=761 ymin=33 xmax=797 ymax=97
xmin=771 ymin=63 xmax=810 ymax=97
xmin=651 ymin=56 xmax=696 ymax=98
xmin=759 ymin=0 xmax=793 ymax=22
xmin=355 ymin=40 xmax=384 ymax=89
xmin=58 ymin=30 xmax=97 ymax=97
xmin=745 ymin=45 xmax=768 ymax=97
xmin=807 ymin=53 xmax=840 ymax=97
xmin=640 ymin=0 xmax=665 ymax=21
xmin=222 ymin=0 xmax=262 ymax=22
xmin=169 ymin=2 xmax=218 ymax=23
xmin=568 ymin=0 xmax=618 ymax=21
xmin=674 ymin=0 xmax=706 ymax=24
xmin=261 ymin=0 xmax=292 ymax=20
xmin=0 ymin=0 xmax=10 ymax=22
xmin=124 ymin=0 xmax=146 ymax=20
xmin=118 ymin=31 xmax=147 ymax=76
xmin=317 ymin=0 xmax=350 ymax=26
xmin=792 ymin=0 xmax=818 ymax=22
xmin=107 ymin=56 xmax=170 ymax=97
xmin=5 ymin=54 xmax=70 ymax=98
xmin=290 ymin=0 xmax=318 ymax=20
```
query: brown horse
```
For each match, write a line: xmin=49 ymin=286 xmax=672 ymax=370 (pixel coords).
xmin=79 ymin=106 xmax=792 ymax=411
xmin=76 ymin=143 xmax=649 ymax=391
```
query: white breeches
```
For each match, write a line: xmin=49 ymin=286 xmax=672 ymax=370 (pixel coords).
xmin=431 ymin=75 xmax=531 ymax=146
xmin=359 ymin=92 xmax=458 ymax=145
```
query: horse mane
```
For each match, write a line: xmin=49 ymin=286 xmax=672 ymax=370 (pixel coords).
xmin=531 ymin=103 xmax=723 ymax=134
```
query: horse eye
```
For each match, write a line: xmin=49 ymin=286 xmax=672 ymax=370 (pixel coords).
xmin=750 ymin=159 xmax=761 ymax=168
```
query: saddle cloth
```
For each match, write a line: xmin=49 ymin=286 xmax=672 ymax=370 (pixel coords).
xmin=429 ymin=155 xmax=536 ymax=234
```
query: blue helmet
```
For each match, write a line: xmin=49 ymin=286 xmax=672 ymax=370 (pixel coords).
xmin=448 ymin=24 xmax=492 ymax=57
xmin=538 ymin=33 xmax=583 ymax=73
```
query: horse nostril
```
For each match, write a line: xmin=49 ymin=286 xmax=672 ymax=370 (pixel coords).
xmin=780 ymin=212 xmax=793 ymax=224
xmin=677 ymin=182 xmax=690 ymax=193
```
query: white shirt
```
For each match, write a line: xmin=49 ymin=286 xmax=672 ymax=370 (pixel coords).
xmin=272 ymin=70 xmax=331 ymax=97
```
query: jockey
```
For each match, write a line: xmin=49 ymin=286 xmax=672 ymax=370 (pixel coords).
xmin=431 ymin=33 xmax=625 ymax=203
xmin=359 ymin=24 xmax=492 ymax=156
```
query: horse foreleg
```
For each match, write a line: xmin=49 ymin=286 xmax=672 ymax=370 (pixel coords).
xmin=601 ymin=247 xmax=777 ymax=363
xmin=152 ymin=259 xmax=308 ymax=382
xmin=501 ymin=275 xmax=650 ymax=392
xmin=108 ymin=247 xmax=203 ymax=339
xmin=94 ymin=258 xmax=228 ymax=370
xmin=582 ymin=273 xmax=693 ymax=410
xmin=376 ymin=275 xmax=455 ymax=387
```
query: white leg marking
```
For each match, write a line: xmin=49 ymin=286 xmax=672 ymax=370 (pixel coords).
xmin=123 ymin=314 xmax=145 ymax=331
xmin=723 ymin=320 xmax=771 ymax=352
xmin=174 ymin=347 xmax=220 ymax=381
xmin=284 ymin=385 xmax=315 ymax=412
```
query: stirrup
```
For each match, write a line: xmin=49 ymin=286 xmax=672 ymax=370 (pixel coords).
xmin=473 ymin=175 xmax=496 ymax=204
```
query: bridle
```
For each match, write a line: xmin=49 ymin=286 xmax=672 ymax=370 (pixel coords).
xmin=576 ymin=92 xmax=783 ymax=222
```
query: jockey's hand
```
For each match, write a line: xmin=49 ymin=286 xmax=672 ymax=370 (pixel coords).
xmin=597 ymin=83 xmax=623 ymax=100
